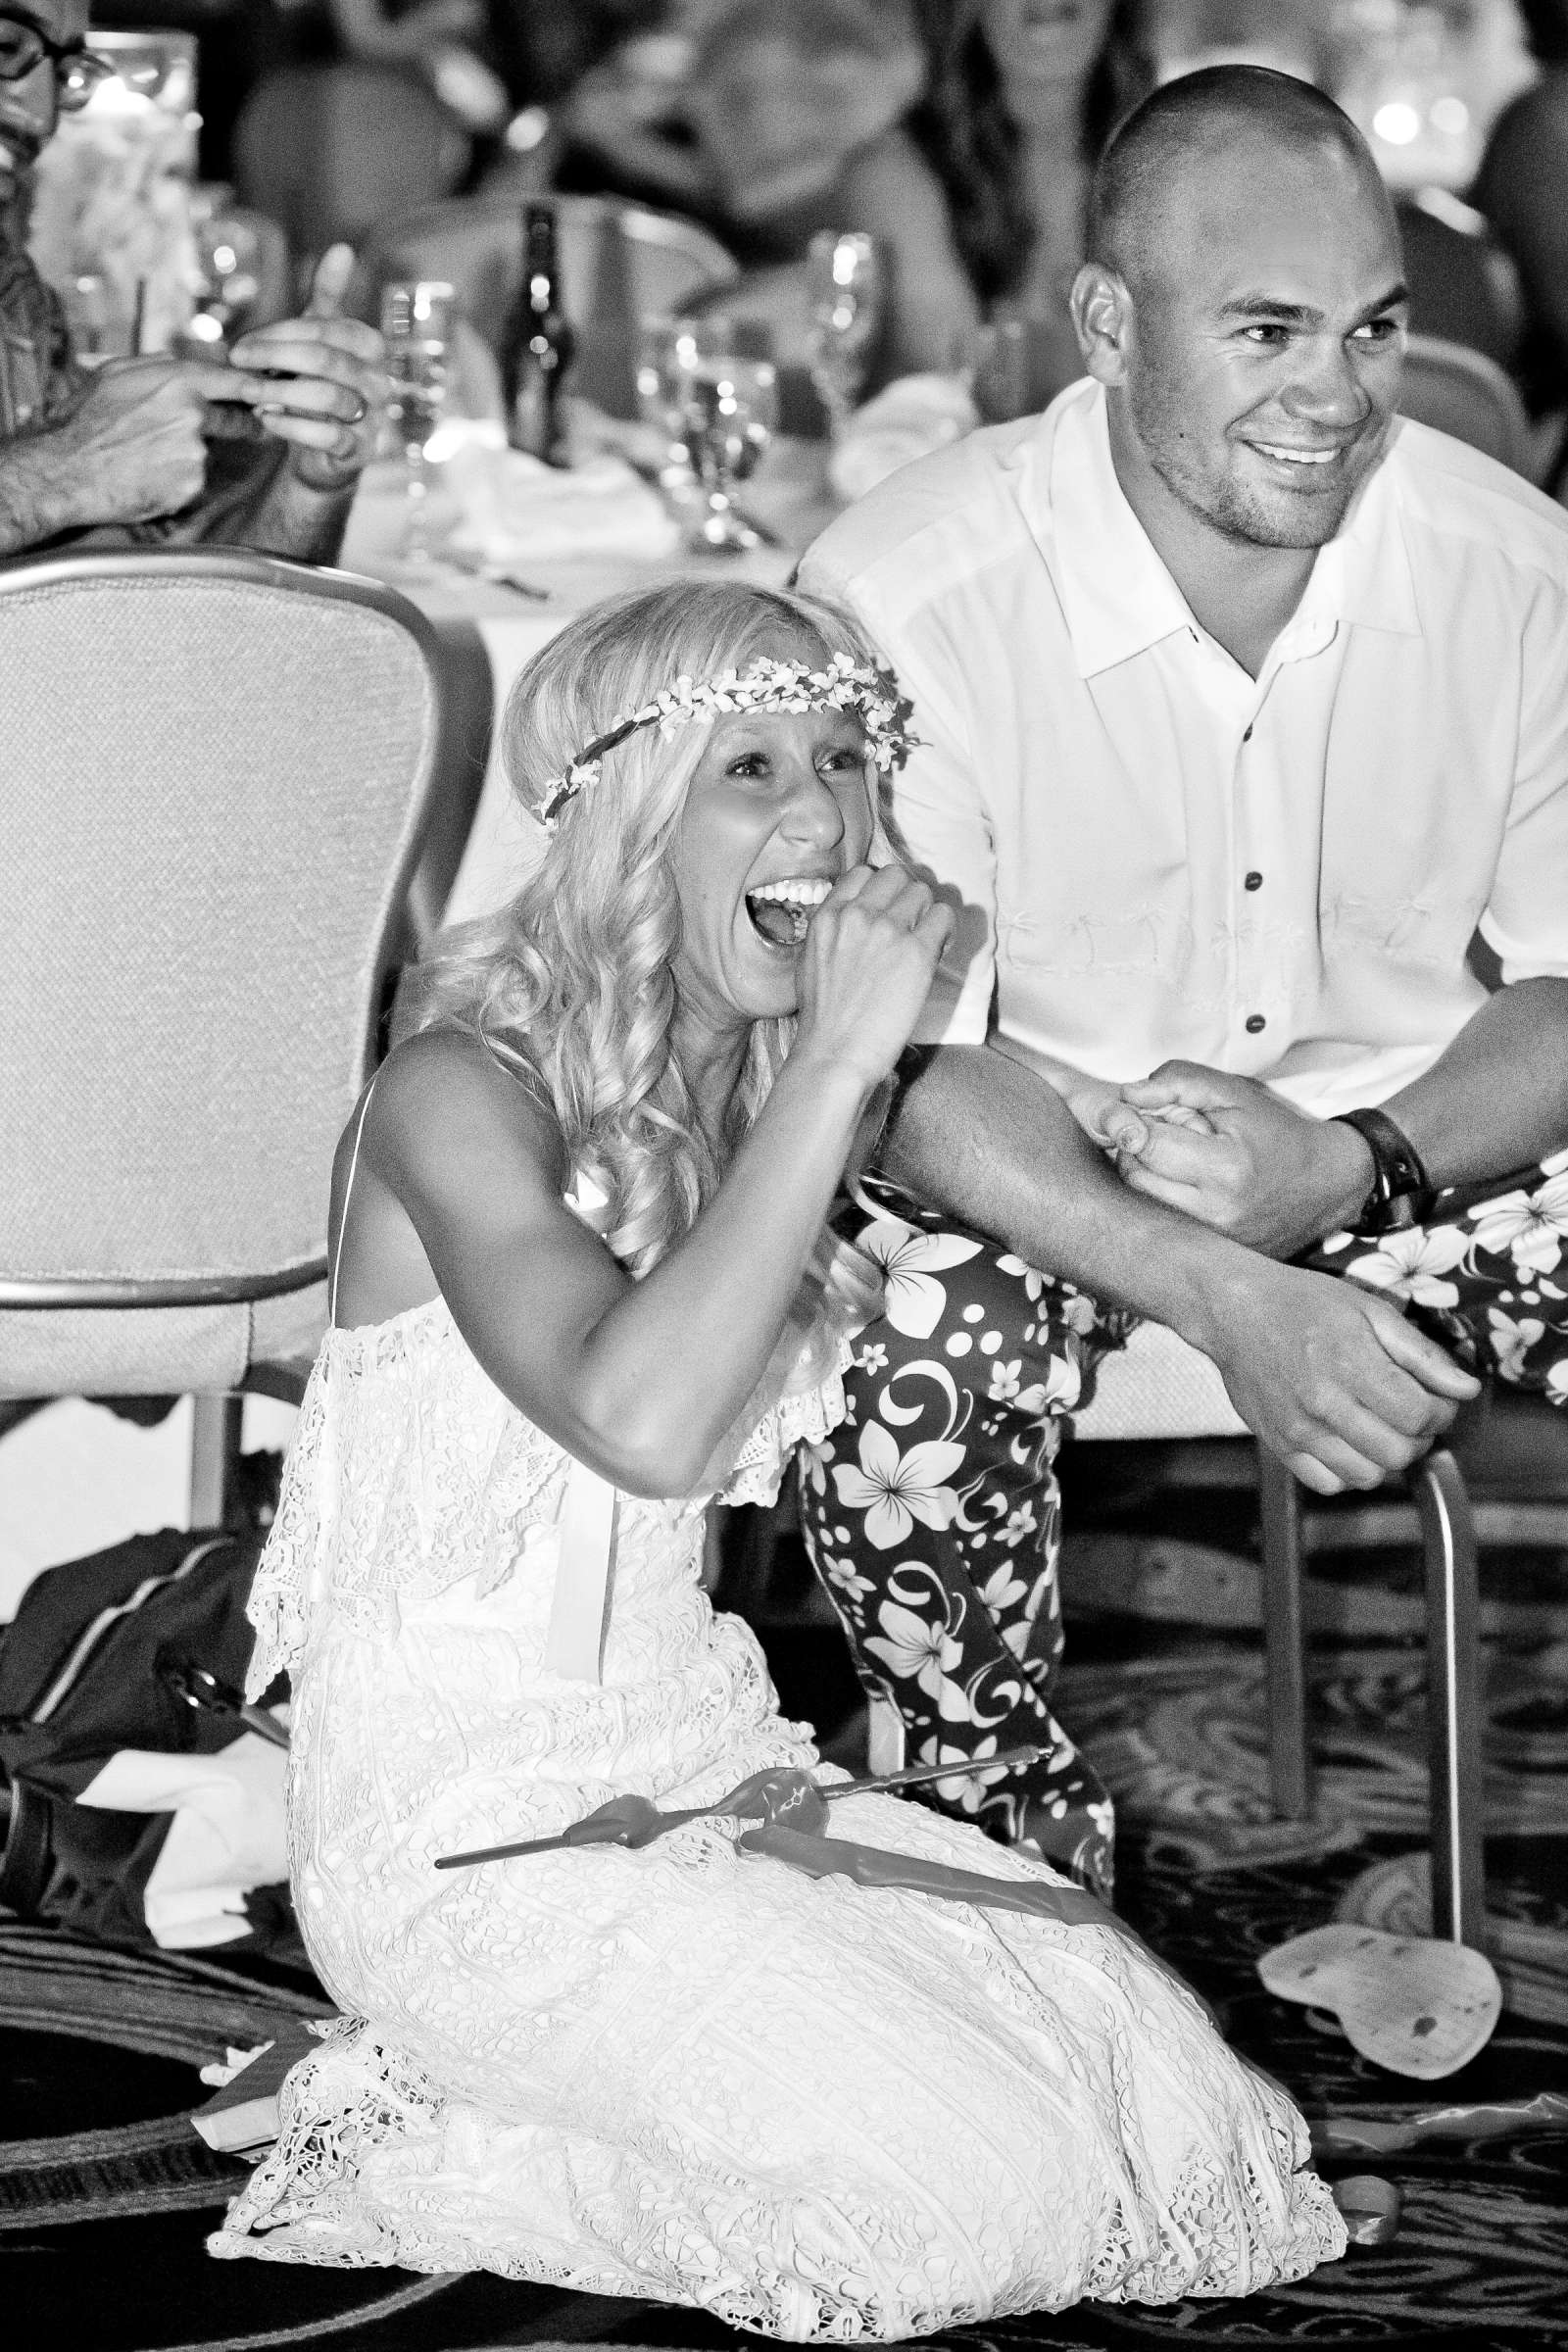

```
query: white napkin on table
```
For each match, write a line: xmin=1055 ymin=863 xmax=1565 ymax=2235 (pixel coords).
xmin=827 ymin=372 xmax=979 ymax=506
xmin=443 ymin=439 xmax=681 ymax=567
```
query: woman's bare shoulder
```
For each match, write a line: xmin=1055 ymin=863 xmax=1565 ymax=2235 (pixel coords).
xmin=355 ymin=1028 xmax=567 ymax=1199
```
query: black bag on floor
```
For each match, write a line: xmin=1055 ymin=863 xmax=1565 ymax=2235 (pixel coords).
xmin=0 ymin=1528 xmax=293 ymax=1951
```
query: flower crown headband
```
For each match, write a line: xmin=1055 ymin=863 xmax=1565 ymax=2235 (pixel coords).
xmin=535 ymin=651 xmax=915 ymax=832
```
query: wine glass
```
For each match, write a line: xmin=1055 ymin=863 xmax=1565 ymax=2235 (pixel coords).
xmin=636 ymin=315 xmax=700 ymax=491
xmin=805 ymin=230 xmax=883 ymax=435
xmin=674 ymin=332 xmax=780 ymax=555
xmin=379 ymin=280 xmax=457 ymax=574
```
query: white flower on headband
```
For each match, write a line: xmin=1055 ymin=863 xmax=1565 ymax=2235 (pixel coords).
xmin=535 ymin=652 xmax=915 ymax=831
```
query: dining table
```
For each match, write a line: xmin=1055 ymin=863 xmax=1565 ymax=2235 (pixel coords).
xmin=338 ymin=435 xmax=842 ymax=932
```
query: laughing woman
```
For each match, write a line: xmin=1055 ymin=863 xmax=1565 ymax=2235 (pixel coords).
xmin=210 ymin=580 xmax=1345 ymax=2334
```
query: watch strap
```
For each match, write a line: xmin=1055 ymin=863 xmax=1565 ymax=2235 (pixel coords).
xmin=1331 ymin=1105 xmax=1435 ymax=1235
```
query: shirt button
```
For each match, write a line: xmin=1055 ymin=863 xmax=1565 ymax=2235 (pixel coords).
xmin=1242 ymin=724 xmax=1253 ymax=743
xmin=1244 ymin=869 xmax=1263 ymax=891
xmin=1245 ymin=1012 xmax=1266 ymax=1034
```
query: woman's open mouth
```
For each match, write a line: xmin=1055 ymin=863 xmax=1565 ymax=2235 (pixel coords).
xmin=744 ymin=876 xmax=834 ymax=950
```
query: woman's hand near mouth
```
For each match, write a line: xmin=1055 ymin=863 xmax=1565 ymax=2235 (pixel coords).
xmin=791 ymin=862 xmax=953 ymax=1094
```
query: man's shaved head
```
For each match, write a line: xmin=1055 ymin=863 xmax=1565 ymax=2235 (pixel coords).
xmin=1088 ymin=66 xmax=1391 ymax=294
xmin=1069 ymin=62 xmax=1407 ymax=557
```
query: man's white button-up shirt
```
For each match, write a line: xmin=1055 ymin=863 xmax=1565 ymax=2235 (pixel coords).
xmin=800 ymin=377 xmax=1568 ymax=1118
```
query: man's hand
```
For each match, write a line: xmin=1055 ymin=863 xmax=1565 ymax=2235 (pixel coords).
xmin=1197 ymin=1256 xmax=1480 ymax=1494
xmin=0 ymin=356 xmax=243 ymax=547
xmin=225 ymin=246 xmax=388 ymax=497
xmin=1107 ymin=1059 xmax=1374 ymax=1256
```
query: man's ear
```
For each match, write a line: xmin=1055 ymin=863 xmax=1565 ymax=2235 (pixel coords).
xmin=1070 ymin=263 xmax=1134 ymax=388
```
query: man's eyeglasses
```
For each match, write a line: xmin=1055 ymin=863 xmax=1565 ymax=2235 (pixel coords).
xmin=0 ymin=19 xmax=116 ymax=112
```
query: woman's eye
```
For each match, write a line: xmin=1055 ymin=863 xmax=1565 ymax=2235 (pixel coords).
xmin=728 ymin=752 xmax=769 ymax=779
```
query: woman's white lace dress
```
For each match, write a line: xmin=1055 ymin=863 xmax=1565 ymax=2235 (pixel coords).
xmin=210 ymin=1296 xmax=1345 ymax=2336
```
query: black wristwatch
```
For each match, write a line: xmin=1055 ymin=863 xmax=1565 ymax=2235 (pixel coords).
xmin=1330 ymin=1105 xmax=1436 ymax=1236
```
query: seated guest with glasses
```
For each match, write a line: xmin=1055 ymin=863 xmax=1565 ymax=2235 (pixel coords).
xmin=0 ymin=0 xmax=387 ymax=560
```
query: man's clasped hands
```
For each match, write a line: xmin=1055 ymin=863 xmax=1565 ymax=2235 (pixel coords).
xmin=1080 ymin=1059 xmax=1481 ymax=1495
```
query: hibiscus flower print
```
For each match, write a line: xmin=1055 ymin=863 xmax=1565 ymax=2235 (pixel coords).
xmin=862 ymin=1597 xmax=964 ymax=1701
xmin=977 ymin=1557 xmax=1029 ymax=1614
xmin=830 ymin=1420 xmax=967 ymax=1550
xmin=1469 ymin=1172 xmax=1568 ymax=1278
xmin=1547 ymin=1357 xmax=1568 ymax=1408
xmin=999 ymin=1500 xmax=1038 ymax=1549
xmin=1013 ymin=1353 xmax=1082 ymax=1417
xmin=818 ymin=1552 xmax=876 ymax=1605
xmin=1487 ymin=1308 xmax=1544 ymax=1382
xmin=858 ymin=1217 xmax=983 ymax=1340
xmin=1344 ymin=1225 xmax=1470 ymax=1308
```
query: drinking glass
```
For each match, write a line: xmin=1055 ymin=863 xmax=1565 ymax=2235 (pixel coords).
xmin=635 ymin=315 xmax=699 ymax=491
xmin=805 ymin=230 xmax=883 ymax=434
xmin=186 ymin=185 xmax=264 ymax=350
xmin=380 ymin=280 xmax=457 ymax=573
xmin=674 ymin=332 xmax=780 ymax=555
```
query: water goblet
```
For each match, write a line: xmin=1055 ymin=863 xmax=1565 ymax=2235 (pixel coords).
xmin=675 ymin=336 xmax=780 ymax=555
xmin=380 ymin=279 xmax=457 ymax=574
xmin=805 ymin=230 xmax=883 ymax=434
xmin=635 ymin=315 xmax=700 ymax=491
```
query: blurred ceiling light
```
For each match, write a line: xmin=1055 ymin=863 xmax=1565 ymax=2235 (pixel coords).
xmin=1372 ymin=100 xmax=1422 ymax=145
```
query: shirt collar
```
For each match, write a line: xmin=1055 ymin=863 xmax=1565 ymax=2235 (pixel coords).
xmin=1025 ymin=381 xmax=1422 ymax=679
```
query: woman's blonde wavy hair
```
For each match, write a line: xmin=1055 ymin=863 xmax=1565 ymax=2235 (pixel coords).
xmin=411 ymin=579 xmax=895 ymax=1336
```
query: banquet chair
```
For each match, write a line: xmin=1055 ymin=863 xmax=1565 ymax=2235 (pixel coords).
xmin=353 ymin=193 xmax=740 ymax=419
xmin=1396 ymin=332 xmax=1534 ymax=476
xmin=0 ymin=549 xmax=458 ymax=1525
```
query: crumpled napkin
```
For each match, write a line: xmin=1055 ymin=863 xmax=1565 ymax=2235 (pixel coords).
xmin=442 ymin=438 xmax=681 ymax=565
xmin=827 ymin=372 xmax=979 ymax=506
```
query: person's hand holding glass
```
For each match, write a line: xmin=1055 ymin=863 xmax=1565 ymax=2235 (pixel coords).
xmin=380 ymin=279 xmax=456 ymax=574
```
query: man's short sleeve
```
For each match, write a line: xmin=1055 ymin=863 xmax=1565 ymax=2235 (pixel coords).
xmin=1481 ymin=573 xmax=1568 ymax=982
xmin=800 ymin=553 xmax=997 ymax=1047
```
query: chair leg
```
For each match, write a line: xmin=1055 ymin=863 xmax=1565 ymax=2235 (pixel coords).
xmin=866 ymin=1693 xmax=906 ymax=1777
xmin=1408 ymin=1446 xmax=1487 ymax=1949
xmin=189 ymin=1394 xmax=243 ymax=1529
xmin=1257 ymin=1447 xmax=1315 ymax=1818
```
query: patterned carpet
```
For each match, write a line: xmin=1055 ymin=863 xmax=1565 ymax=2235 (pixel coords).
xmin=3 ymin=1528 xmax=1566 ymax=2352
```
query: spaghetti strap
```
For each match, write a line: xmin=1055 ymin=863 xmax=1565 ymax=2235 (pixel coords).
xmin=329 ymin=1078 xmax=378 ymax=1328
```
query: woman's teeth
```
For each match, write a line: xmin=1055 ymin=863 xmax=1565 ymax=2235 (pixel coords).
xmin=746 ymin=876 xmax=833 ymax=948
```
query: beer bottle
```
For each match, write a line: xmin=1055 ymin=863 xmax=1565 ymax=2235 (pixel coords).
xmin=502 ymin=204 xmax=575 ymax=465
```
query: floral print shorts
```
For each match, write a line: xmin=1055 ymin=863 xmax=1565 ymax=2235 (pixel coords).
xmin=798 ymin=1151 xmax=1568 ymax=1900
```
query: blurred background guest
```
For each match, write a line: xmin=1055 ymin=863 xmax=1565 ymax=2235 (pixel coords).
xmin=1474 ymin=0 xmax=1568 ymax=431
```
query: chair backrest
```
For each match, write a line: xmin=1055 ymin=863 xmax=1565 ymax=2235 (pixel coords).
xmin=0 ymin=551 xmax=446 ymax=1395
xmin=1396 ymin=190 xmax=1524 ymax=371
xmin=354 ymin=193 xmax=739 ymax=418
xmin=1396 ymin=332 xmax=1533 ymax=475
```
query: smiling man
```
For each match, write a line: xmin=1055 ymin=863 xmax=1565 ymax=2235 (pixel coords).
xmin=0 ymin=0 xmax=386 ymax=559
xmin=795 ymin=66 xmax=1568 ymax=1893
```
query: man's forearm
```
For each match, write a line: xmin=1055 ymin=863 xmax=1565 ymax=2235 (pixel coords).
xmin=881 ymin=1043 xmax=1260 ymax=1347
xmin=230 ymin=461 xmax=356 ymax=564
xmin=1382 ymin=977 xmax=1568 ymax=1183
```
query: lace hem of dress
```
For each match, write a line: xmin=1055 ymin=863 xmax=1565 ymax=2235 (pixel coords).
xmin=209 ymin=2015 xmax=1344 ymax=2335
xmin=719 ymin=1335 xmax=853 ymax=1511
